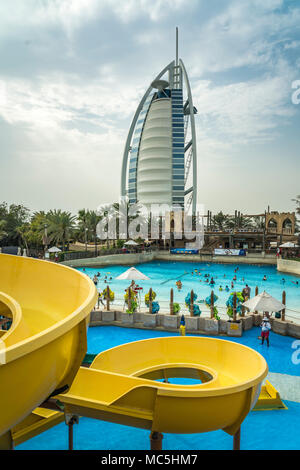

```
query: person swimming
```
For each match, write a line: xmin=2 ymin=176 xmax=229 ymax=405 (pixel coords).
xmin=263 ymin=275 xmax=267 ymax=281
xmin=225 ymin=285 xmax=230 ymax=292
xmin=219 ymin=286 xmax=223 ymax=291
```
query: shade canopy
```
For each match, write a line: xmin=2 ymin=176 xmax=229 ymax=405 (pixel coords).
xmin=242 ymin=291 xmax=285 ymax=313
xmin=47 ymin=246 xmax=62 ymax=253
xmin=115 ymin=267 xmax=150 ymax=280
xmin=124 ymin=240 xmax=139 ymax=246
xmin=279 ymin=242 xmax=299 ymax=248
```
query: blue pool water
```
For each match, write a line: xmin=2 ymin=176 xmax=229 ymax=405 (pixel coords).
xmin=77 ymin=261 xmax=300 ymax=318
xmin=17 ymin=326 xmax=300 ymax=450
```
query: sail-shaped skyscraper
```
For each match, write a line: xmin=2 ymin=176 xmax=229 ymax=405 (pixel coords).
xmin=121 ymin=29 xmax=197 ymax=214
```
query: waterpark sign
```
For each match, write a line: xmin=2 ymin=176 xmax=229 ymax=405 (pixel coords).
xmin=214 ymin=249 xmax=246 ymax=256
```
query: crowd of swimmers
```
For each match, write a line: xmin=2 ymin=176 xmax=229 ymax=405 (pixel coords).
xmin=175 ymin=265 xmax=299 ymax=293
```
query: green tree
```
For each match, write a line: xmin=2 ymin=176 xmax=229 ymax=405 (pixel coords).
xmin=292 ymin=195 xmax=300 ymax=216
xmin=0 ymin=202 xmax=30 ymax=245
xmin=46 ymin=210 xmax=76 ymax=251
xmin=86 ymin=210 xmax=102 ymax=255
xmin=0 ymin=220 xmax=7 ymax=241
xmin=210 ymin=211 xmax=230 ymax=231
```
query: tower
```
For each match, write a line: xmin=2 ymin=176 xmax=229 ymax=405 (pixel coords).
xmin=121 ymin=28 xmax=197 ymax=214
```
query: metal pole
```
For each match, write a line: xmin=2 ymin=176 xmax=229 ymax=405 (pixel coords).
xmin=150 ymin=431 xmax=163 ymax=450
xmin=255 ymin=286 xmax=259 ymax=314
xmin=170 ymin=288 xmax=174 ymax=315
xmin=85 ymin=227 xmax=88 ymax=252
xmin=128 ymin=286 xmax=132 ymax=311
xmin=233 ymin=292 xmax=237 ymax=322
xmin=282 ymin=290 xmax=286 ymax=321
xmin=43 ymin=224 xmax=48 ymax=258
xmin=149 ymin=288 xmax=153 ymax=314
xmin=68 ymin=421 xmax=74 ymax=451
xmin=190 ymin=290 xmax=194 ymax=317
xmin=233 ymin=427 xmax=241 ymax=450
xmin=176 ymin=27 xmax=179 ymax=67
xmin=210 ymin=290 xmax=214 ymax=319
xmin=106 ymin=285 xmax=110 ymax=311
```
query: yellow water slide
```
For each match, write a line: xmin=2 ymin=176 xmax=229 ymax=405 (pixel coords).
xmin=0 ymin=253 xmax=268 ymax=449
xmin=0 ymin=253 xmax=97 ymax=443
xmin=59 ymin=336 xmax=268 ymax=436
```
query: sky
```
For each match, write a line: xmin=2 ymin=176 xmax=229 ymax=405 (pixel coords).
xmin=0 ymin=0 xmax=299 ymax=216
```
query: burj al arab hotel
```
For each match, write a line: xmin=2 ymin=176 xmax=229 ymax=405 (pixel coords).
xmin=120 ymin=29 xmax=198 ymax=214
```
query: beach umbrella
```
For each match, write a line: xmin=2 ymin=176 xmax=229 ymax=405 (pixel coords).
xmin=124 ymin=240 xmax=139 ymax=246
xmin=279 ymin=242 xmax=299 ymax=248
xmin=47 ymin=246 xmax=62 ymax=253
xmin=242 ymin=291 xmax=285 ymax=313
xmin=115 ymin=267 xmax=150 ymax=280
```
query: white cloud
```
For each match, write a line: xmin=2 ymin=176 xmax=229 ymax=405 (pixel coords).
xmin=0 ymin=0 xmax=299 ymax=213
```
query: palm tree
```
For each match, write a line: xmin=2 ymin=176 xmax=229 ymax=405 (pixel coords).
xmin=292 ymin=195 xmax=300 ymax=217
xmin=86 ymin=210 xmax=102 ymax=255
xmin=112 ymin=199 xmax=147 ymax=242
xmin=252 ymin=216 xmax=265 ymax=230
xmin=210 ymin=212 xmax=230 ymax=231
xmin=226 ymin=215 xmax=254 ymax=230
xmin=46 ymin=210 xmax=76 ymax=251
xmin=77 ymin=209 xmax=90 ymax=250
xmin=16 ymin=224 xmax=30 ymax=252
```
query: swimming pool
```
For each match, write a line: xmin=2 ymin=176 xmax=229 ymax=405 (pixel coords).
xmin=77 ymin=261 xmax=300 ymax=321
xmin=17 ymin=326 xmax=300 ymax=450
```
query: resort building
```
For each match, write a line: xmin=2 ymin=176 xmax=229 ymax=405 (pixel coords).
xmin=120 ymin=28 xmax=197 ymax=215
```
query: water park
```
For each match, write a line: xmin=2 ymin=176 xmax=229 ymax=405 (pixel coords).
xmin=1 ymin=253 xmax=300 ymax=451
xmin=1 ymin=7 xmax=300 ymax=454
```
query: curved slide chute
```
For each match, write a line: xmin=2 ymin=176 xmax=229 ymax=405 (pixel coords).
xmin=59 ymin=336 xmax=268 ymax=435
xmin=0 ymin=254 xmax=97 ymax=440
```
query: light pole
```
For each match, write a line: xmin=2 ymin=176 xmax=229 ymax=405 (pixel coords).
xmin=43 ymin=224 xmax=48 ymax=258
xmin=85 ymin=227 xmax=88 ymax=252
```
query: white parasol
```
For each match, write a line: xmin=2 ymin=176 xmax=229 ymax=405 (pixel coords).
xmin=242 ymin=291 xmax=285 ymax=313
xmin=115 ymin=267 xmax=150 ymax=280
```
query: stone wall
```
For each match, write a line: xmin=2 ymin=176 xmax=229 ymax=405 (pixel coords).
xmin=62 ymin=250 xmax=276 ymax=268
xmin=277 ymin=258 xmax=300 ymax=276
xmin=89 ymin=310 xmax=300 ymax=339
